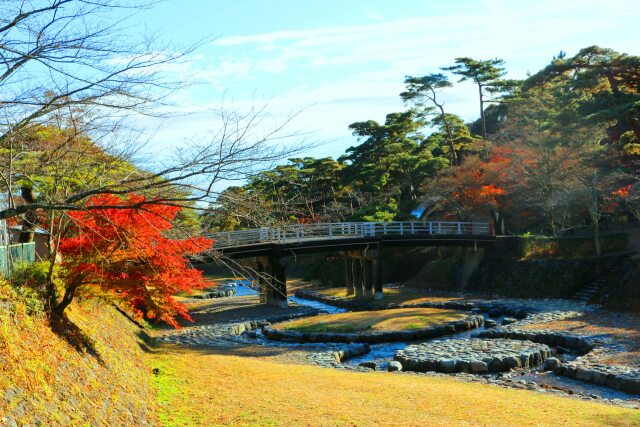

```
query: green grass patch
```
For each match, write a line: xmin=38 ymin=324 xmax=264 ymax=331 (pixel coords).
xmin=278 ymin=308 xmax=467 ymax=333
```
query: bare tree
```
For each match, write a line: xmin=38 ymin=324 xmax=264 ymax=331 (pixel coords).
xmin=0 ymin=1 xmax=310 ymax=220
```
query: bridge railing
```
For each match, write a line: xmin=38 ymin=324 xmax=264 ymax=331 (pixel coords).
xmin=207 ymin=221 xmax=492 ymax=249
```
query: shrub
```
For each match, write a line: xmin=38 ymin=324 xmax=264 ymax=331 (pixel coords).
xmin=518 ymin=232 xmax=629 ymax=259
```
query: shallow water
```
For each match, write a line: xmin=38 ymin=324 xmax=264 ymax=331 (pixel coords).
xmin=288 ymin=295 xmax=347 ymax=314
xmin=285 ymin=298 xmax=640 ymax=402
xmin=514 ymin=371 xmax=639 ymax=401
xmin=222 ymin=281 xmax=346 ymax=314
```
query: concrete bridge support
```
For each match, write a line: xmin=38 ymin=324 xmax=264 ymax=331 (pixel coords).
xmin=256 ymin=254 xmax=288 ymax=308
xmin=353 ymin=258 xmax=364 ymax=297
xmin=342 ymin=245 xmax=383 ymax=300
xmin=345 ymin=257 xmax=355 ymax=296
xmin=373 ymin=258 xmax=383 ymax=300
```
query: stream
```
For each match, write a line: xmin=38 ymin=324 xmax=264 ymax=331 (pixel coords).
xmin=220 ymin=281 xmax=639 ymax=403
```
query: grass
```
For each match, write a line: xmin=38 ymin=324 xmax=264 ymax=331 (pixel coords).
xmin=152 ymin=346 xmax=640 ymax=427
xmin=0 ymin=280 xmax=158 ymax=426
xmin=276 ymin=307 xmax=468 ymax=333
xmin=318 ymin=286 xmax=464 ymax=307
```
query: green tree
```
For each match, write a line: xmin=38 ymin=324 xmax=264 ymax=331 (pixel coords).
xmin=442 ymin=57 xmax=506 ymax=138
xmin=401 ymin=73 xmax=459 ymax=165
xmin=525 ymin=46 xmax=640 ymax=146
xmin=341 ymin=111 xmax=441 ymax=219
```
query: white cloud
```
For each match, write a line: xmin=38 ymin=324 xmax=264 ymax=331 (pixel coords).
xmin=366 ymin=11 xmax=384 ymax=22
xmin=147 ymin=0 xmax=640 ymax=161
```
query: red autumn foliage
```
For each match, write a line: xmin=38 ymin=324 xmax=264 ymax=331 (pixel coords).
xmin=58 ymin=194 xmax=213 ymax=327
xmin=612 ymin=184 xmax=632 ymax=198
xmin=429 ymin=150 xmax=510 ymax=220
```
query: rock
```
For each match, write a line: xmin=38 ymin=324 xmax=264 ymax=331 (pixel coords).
xmin=503 ymin=356 xmax=520 ymax=370
xmin=470 ymin=360 xmax=488 ymax=374
xmin=359 ymin=361 xmax=377 ymax=370
xmin=488 ymin=309 xmax=502 ymax=318
xmin=543 ymin=357 xmax=560 ymax=371
xmin=485 ymin=319 xmax=498 ymax=328
xmin=501 ymin=317 xmax=517 ymax=326
xmin=575 ymin=367 xmax=593 ymax=382
xmin=439 ymin=359 xmax=457 ymax=373
xmin=387 ymin=361 xmax=403 ymax=372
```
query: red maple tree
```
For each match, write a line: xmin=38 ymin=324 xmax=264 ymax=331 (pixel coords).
xmin=57 ymin=194 xmax=213 ymax=327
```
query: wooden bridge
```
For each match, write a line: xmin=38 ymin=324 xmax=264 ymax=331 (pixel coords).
xmin=205 ymin=221 xmax=495 ymax=307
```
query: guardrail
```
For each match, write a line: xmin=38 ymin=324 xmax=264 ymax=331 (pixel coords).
xmin=0 ymin=242 xmax=36 ymax=276
xmin=207 ymin=221 xmax=493 ymax=249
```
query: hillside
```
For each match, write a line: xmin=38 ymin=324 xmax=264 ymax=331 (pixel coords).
xmin=0 ymin=280 xmax=158 ymax=426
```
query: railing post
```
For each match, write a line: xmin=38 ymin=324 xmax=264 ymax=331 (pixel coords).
xmin=428 ymin=222 xmax=432 ymax=234
xmin=457 ymin=223 xmax=462 ymax=235
xmin=329 ymin=224 xmax=333 ymax=238
xmin=410 ymin=222 xmax=415 ymax=234
xmin=399 ymin=222 xmax=403 ymax=235
xmin=383 ymin=223 xmax=387 ymax=235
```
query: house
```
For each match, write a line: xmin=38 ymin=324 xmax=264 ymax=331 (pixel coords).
xmin=8 ymin=225 xmax=51 ymax=260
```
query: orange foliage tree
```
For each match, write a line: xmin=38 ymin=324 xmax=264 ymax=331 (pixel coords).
xmin=421 ymin=147 xmax=511 ymax=233
xmin=55 ymin=194 xmax=213 ymax=327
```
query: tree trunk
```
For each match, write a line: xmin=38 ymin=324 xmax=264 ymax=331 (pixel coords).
xmin=437 ymin=103 xmax=458 ymax=166
xmin=51 ymin=281 xmax=80 ymax=318
xmin=18 ymin=185 xmax=38 ymax=243
xmin=490 ymin=209 xmax=505 ymax=235
xmin=478 ymin=84 xmax=487 ymax=139
xmin=591 ymin=174 xmax=602 ymax=257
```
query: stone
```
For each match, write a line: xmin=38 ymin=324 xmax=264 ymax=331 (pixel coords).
xmin=396 ymin=339 xmax=552 ymax=375
xmin=457 ymin=360 xmax=471 ymax=373
xmin=485 ymin=319 xmax=498 ymax=328
xmin=501 ymin=317 xmax=517 ymax=326
xmin=543 ymin=357 xmax=560 ymax=371
xmin=503 ymin=356 xmax=520 ymax=370
xmin=439 ymin=359 xmax=458 ymax=373
xmin=470 ymin=360 xmax=488 ymax=374
xmin=387 ymin=361 xmax=402 ymax=372
xmin=575 ymin=367 xmax=593 ymax=382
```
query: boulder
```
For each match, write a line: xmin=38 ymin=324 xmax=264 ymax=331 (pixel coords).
xmin=359 ymin=361 xmax=377 ymax=370
xmin=387 ymin=361 xmax=403 ymax=372
xmin=439 ymin=359 xmax=457 ymax=373
xmin=501 ymin=317 xmax=517 ymax=326
xmin=470 ymin=360 xmax=489 ymax=374
xmin=543 ymin=357 xmax=560 ymax=372
xmin=484 ymin=319 xmax=498 ymax=328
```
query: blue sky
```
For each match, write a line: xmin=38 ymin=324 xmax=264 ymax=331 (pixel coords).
xmin=130 ymin=0 xmax=640 ymax=159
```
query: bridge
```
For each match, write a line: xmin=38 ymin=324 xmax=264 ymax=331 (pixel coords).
xmin=205 ymin=221 xmax=495 ymax=307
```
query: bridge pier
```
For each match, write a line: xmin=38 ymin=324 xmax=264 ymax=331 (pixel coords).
xmin=344 ymin=256 xmax=355 ymax=296
xmin=353 ymin=258 xmax=364 ymax=297
xmin=363 ymin=259 xmax=373 ymax=298
xmin=343 ymin=246 xmax=382 ymax=299
xmin=373 ymin=258 xmax=383 ymax=300
xmin=256 ymin=254 xmax=288 ymax=308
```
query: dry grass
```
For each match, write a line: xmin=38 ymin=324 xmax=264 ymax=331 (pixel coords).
xmin=275 ymin=307 xmax=467 ymax=333
xmin=522 ymin=311 xmax=640 ymax=367
xmin=0 ymin=281 xmax=158 ymax=426
xmin=152 ymin=346 xmax=640 ymax=427
xmin=318 ymin=287 xmax=464 ymax=306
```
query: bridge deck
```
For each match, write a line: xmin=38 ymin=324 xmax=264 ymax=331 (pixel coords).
xmin=206 ymin=221 xmax=495 ymax=258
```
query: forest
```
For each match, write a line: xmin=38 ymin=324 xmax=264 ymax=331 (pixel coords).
xmin=206 ymin=46 xmax=640 ymax=240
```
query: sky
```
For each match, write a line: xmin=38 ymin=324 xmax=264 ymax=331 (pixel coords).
xmin=129 ymin=0 xmax=640 ymax=160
